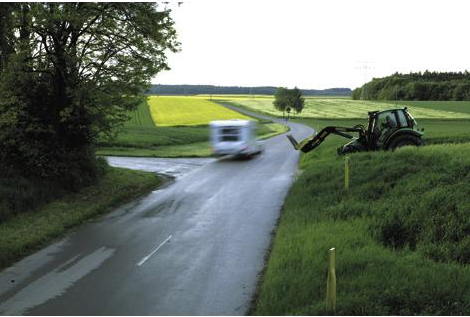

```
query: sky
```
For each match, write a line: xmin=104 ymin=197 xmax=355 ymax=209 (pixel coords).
xmin=153 ymin=0 xmax=470 ymax=90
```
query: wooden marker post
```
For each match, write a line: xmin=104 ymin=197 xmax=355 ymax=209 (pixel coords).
xmin=344 ymin=157 xmax=350 ymax=190
xmin=326 ymin=247 xmax=336 ymax=312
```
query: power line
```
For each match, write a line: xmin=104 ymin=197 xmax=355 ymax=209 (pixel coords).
xmin=355 ymin=61 xmax=375 ymax=101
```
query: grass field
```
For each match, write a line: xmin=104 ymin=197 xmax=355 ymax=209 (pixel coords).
xmin=195 ymin=94 xmax=349 ymax=100
xmin=148 ymin=96 xmax=252 ymax=126
xmin=220 ymin=96 xmax=470 ymax=147
xmin=381 ymin=100 xmax=470 ymax=115
xmin=125 ymin=99 xmax=156 ymax=127
xmin=97 ymin=97 xmax=288 ymax=157
xmin=252 ymin=121 xmax=470 ymax=314
xmin=99 ymin=97 xmax=470 ymax=157
xmin=221 ymin=97 xmax=470 ymax=119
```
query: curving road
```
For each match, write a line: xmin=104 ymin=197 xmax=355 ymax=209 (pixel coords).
xmin=0 ymin=105 xmax=313 ymax=315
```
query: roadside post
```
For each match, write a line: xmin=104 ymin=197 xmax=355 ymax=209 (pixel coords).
xmin=326 ymin=247 xmax=336 ymax=312
xmin=344 ymin=157 xmax=350 ymax=190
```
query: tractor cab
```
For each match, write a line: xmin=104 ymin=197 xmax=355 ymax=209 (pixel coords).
xmin=367 ymin=108 xmax=419 ymax=149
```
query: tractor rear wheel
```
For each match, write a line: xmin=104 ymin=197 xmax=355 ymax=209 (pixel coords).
xmin=388 ymin=134 xmax=423 ymax=150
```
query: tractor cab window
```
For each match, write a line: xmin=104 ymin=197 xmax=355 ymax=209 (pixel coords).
xmin=396 ymin=110 xmax=408 ymax=127
xmin=406 ymin=111 xmax=417 ymax=129
xmin=376 ymin=111 xmax=397 ymax=132
xmin=372 ymin=111 xmax=398 ymax=143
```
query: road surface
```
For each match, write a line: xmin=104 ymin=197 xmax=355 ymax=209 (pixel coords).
xmin=0 ymin=106 xmax=313 ymax=315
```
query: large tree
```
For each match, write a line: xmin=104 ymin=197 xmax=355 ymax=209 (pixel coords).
xmin=0 ymin=3 xmax=179 ymax=187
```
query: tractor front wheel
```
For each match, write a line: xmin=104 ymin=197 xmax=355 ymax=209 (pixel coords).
xmin=388 ymin=134 xmax=423 ymax=150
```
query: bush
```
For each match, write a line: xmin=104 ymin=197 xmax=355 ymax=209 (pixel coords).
xmin=0 ymin=175 xmax=65 ymax=221
xmin=0 ymin=153 xmax=108 ymax=221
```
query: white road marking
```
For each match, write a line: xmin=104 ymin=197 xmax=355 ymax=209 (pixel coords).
xmin=0 ymin=248 xmax=114 ymax=315
xmin=136 ymin=235 xmax=173 ymax=267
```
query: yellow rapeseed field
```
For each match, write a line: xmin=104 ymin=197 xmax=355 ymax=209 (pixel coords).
xmin=148 ymin=96 xmax=251 ymax=126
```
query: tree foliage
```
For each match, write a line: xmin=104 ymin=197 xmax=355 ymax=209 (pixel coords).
xmin=0 ymin=3 xmax=179 ymax=187
xmin=352 ymin=71 xmax=470 ymax=101
xmin=273 ymin=87 xmax=305 ymax=116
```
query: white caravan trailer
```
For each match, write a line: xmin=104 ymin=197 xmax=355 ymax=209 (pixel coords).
xmin=209 ymin=120 xmax=263 ymax=157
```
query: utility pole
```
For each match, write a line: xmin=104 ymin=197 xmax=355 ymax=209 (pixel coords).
xmin=356 ymin=61 xmax=374 ymax=102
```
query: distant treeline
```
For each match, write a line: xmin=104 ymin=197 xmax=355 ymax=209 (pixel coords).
xmin=148 ymin=85 xmax=351 ymax=96
xmin=352 ymin=71 xmax=470 ymax=101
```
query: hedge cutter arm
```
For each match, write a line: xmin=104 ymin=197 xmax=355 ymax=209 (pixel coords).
xmin=287 ymin=126 xmax=364 ymax=153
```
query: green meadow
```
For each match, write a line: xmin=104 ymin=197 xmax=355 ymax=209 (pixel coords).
xmin=97 ymin=96 xmax=288 ymax=157
xmin=381 ymin=100 xmax=470 ymax=115
xmin=221 ymin=97 xmax=470 ymax=119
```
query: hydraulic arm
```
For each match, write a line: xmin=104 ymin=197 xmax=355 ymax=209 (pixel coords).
xmin=287 ymin=126 xmax=364 ymax=153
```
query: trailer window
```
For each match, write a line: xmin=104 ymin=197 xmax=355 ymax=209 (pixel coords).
xmin=221 ymin=135 xmax=239 ymax=141
xmin=222 ymin=128 xmax=239 ymax=134
xmin=219 ymin=127 xmax=240 ymax=141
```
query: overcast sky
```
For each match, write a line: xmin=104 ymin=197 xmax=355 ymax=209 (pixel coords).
xmin=153 ymin=0 xmax=470 ymax=90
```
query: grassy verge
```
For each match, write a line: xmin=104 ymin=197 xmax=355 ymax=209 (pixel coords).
xmin=0 ymin=167 xmax=161 ymax=271
xmin=257 ymin=123 xmax=289 ymax=140
xmin=253 ymin=119 xmax=470 ymax=315
xmin=98 ymin=141 xmax=211 ymax=158
xmin=96 ymin=123 xmax=287 ymax=157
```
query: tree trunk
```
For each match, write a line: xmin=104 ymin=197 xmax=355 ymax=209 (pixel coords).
xmin=0 ymin=4 xmax=15 ymax=72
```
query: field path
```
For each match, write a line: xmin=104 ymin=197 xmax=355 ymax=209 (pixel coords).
xmin=0 ymin=105 xmax=313 ymax=315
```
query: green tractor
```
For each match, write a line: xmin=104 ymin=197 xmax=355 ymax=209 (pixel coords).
xmin=287 ymin=107 xmax=424 ymax=155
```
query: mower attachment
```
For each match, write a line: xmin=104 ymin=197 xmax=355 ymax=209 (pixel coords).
xmin=287 ymin=132 xmax=324 ymax=153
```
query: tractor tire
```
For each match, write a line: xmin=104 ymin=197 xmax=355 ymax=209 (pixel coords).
xmin=388 ymin=134 xmax=423 ymax=150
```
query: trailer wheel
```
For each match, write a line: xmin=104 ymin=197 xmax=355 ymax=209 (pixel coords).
xmin=388 ymin=134 xmax=423 ymax=150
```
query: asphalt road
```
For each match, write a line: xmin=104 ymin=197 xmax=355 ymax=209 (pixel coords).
xmin=0 ymin=106 xmax=313 ymax=315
